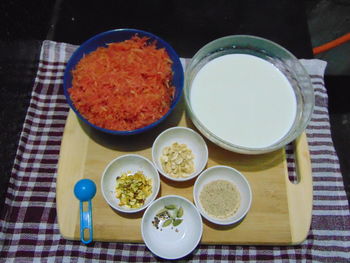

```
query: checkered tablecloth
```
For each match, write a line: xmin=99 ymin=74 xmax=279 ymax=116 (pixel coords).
xmin=0 ymin=40 xmax=349 ymax=262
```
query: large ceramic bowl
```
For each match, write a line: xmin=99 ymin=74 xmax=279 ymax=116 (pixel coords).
xmin=64 ymin=28 xmax=184 ymax=135
xmin=184 ymin=35 xmax=314 ymax=154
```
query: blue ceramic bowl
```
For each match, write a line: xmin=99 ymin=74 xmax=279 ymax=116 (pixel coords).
xmin=63 ymin=29 xmax=184 ymax=135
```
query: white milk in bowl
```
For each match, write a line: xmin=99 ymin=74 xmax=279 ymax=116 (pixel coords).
xmin=190 ymin=54 xmax=297 ymax=149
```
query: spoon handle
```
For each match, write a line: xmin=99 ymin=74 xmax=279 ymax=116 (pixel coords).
xmin=79 ymin=200 xmax=93 ymax=244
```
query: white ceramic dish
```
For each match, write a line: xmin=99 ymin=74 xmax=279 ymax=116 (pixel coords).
xmin=152 ymin=127 xmax=208 ymax=182
xmin=141 ymin=195 xmax=203 ymax=260
xmin=193 ymin=165 xmax=252 ymax=225
xmin=101 ymin=154 xmax=160 ymax=213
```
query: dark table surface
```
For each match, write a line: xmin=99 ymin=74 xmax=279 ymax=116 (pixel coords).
xmin=0 ymin=0 xmax=313 ymax=212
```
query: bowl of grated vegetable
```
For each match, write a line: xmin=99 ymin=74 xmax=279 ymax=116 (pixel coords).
xmin=63 ymin=29 xmax=184 ymax=135
xmin=101 ymin=154 xmax=160 ymax=213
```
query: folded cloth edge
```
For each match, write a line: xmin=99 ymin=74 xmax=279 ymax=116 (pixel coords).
xmin=299 ymin=58 xmax=327 ymax=76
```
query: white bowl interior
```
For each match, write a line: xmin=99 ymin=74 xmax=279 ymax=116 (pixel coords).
xmin=141 ymin=195 xmax=203 ymax=259
xmin=193 ymin=166 xmax=252 ymax=225
xmin=184 ymin=35 xmax=314 ymax=155
xmin=101 ymin=154 xmax=160 ymax=213
xmin=152 ymin=127 xmax=208 ymax=181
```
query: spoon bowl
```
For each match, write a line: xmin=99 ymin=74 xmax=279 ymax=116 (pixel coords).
xmin=74 ymin=179 xmax=97 ymax=201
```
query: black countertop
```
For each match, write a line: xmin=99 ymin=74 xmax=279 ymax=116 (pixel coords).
xmin=0 ymin=0 xmax=313 ymax=211
xmin=52 ymin=0 xmax=313 ymax=58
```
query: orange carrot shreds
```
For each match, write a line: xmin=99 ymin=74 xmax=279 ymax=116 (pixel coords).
xmin=69 ymin=35 xmax=175 ymax=131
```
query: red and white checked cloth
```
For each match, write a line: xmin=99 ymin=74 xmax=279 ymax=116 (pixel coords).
xmin=0 ymin=40 xmax=349 ymax=262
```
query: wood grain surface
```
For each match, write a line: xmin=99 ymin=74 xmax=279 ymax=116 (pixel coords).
xmin=57 ymin=104 xmax=312 ymax=245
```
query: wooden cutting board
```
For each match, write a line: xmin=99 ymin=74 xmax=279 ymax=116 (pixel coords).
xmin=56 ymin=101 xmax=313 ymax=245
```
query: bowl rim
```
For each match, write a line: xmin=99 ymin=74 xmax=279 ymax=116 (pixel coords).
xmin=141 ymin=194 xmax=203 ymax=259
xmin=193 ymin=165 xmax=252 ymax=225
xmin=100 ymin=153 xmax=160 ymax=213
xmin=184 ymin=34 xmax=314 ymax=154
xmin=151 ymin=126 xmax=209 ymax=182
xmin=63 ymin=28 xmax=184 ymax=136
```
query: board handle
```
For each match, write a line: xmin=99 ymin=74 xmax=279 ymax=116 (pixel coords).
xmin=285 ymin=132 xmax=313 ymax=244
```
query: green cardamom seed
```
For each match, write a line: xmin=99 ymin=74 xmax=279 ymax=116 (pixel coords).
xmin=173 ymin=219 xmax=183 ymax=226
xmin=177 ymin=207 xmax=183 ymax=217
xmin=162 ymin=219 xmax=172 ymax=227
xmin=165 ymin=204 xmax=177 ymax=210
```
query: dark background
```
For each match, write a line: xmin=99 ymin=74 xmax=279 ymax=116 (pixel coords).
xmin=1 ymin=0 xmax=349 ymax=213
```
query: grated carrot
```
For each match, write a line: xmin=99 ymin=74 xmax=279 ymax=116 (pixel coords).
xmin=69 ymin=35 xmax=175 ymax=131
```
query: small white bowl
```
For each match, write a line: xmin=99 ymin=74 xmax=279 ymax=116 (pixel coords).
xmin=141 ymin=195 xmax=203 ymax=260
xmin=101 ymin=154 xmax=160 ymax=213
xmin=193 ymin=165 xmax=252 ymax=225
xmin=152 ymin=127 xmax=208 ymax=182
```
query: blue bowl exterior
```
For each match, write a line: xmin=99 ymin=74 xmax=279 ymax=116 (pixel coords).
xmin=63 ymin=29 xmax=184 ymax=135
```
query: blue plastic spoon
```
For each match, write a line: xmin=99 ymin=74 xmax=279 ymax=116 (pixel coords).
xmin=74 ymin=179 xmax=96 ymax=244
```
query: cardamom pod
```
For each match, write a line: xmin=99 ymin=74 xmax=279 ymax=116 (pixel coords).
xmin=162 ymin=219 xmax=172 ymax=227
xmin=165 ymin=204 xmax=176 ymax=210
xmin=177 ymin=207 xmax=183 ymax=217
xmin=173 ymin=219 xmax=183 ymax=226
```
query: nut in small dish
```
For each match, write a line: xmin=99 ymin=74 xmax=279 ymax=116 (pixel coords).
xmin=160 ymin=142 xmax=195 ymax=178
xmin=101 ymin=154 xmax=160 ymax=213
xmin=115 ymin=171 xmax=152 ymax=209
xmin=152 ymin=127 xmax=208 ymax=182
